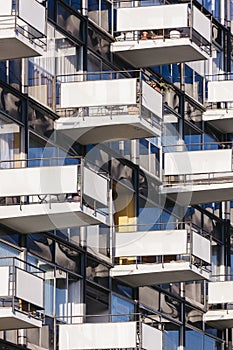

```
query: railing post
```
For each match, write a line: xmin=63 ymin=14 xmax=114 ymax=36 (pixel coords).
xmin=80 ymin=159 xmax=84 ymax=210
xmin=138 ymin=315 xmax=142 ymax=350
xmin=12 ymin=258 xmax=15 ymax=313
xmin=139 ymin=70 xmax=142 ymax=118
xmin=189 ymin=225 xmax=193 ymax=266
xmin=52 ymin=76 xmax=56 ymax=111
xmin=189 ymin=1 xmax=193 ymax=42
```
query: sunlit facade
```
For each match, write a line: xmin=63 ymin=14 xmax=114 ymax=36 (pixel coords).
xmin=0 ymin=0 xmax=233 ymax=349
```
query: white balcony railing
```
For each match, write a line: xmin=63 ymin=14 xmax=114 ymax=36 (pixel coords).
xmin=0 ymin=257 xmax=44 ymax=329
xmin=163 ymin=143 xmax=233 ymax=186
xmin=58 ymin=314 xmax=163 ymax=350
xmin=0 ymin=0 xmax=47 ymax=59
xmin=162 ymin=143 xmax=233 ymax=204
xmin=0 ymin=157 xmax=110 ymax=232
xmin=55 ymin=70 xmax=163 ymax=143
xmin=204 ymin=74 xmax=233 ymax=133
xmin=204 ymin=280 xmax=233 ymax=329
xmin=111 ymin=222 xmax=211 ymax=286
xmin=111 ymin=2 xmax=211 ymax=66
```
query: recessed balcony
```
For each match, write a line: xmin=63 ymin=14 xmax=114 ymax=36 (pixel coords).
xmin=110 ymin=223 xmax=211 ymax=287
xmin=162 ymin=147 xmax=233 ymax=205
xmin=0 ymin=257 xmax=44 ymax=330
xmin=0 ymin=159 xmax=109 ymax=233
xmin=59 ymin=314 xmax=163 ymax=350
xmin=203 ymin=77 xmax=233 ymax=132
xmin=0 ymin=0 xmax=47 ymax=60
xmin=111 ymin=3 xmax=211 ymax=67
xmin=55 ymin=70 xmax=162 ymax=144
xmin=204 ymin=281 xmax=233 ymax=329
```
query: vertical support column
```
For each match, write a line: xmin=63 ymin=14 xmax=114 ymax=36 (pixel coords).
xmin=17 ymin=247 xmax=27 ymax=347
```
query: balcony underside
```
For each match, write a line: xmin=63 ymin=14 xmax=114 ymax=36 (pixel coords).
xmin=0 ymin=203 xmax=106 ymax=233
xmin=161 ymin=180 xmax=233 ymax=205
xmin=0 ymin=308 xmax=42 ymax=330
xmin=204 ymin=310 xmax=233 ymax=330
xmin=203 ymin=109 xmax=233 ymax=133
xmin=110 ymin=261 xmax=209 ymax=287
xmin=111 ymin=38 xmax=209 ymax=67
xmin=0 ymin=30 xmax=43 ymax=60
xmin=55 ymin=114 xmax=160 ymax=144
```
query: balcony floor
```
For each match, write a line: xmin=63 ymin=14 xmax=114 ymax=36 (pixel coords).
xmin=110 ymin=261 xmax=209 ymax=287
xmin=203 ymin=109 xmax=233 ymax=133
xmin=0 ymin=202 xmax=107 ymax=233
xmin=204 ymin=310 xmax=233 ymax=329
xmin=55 ymin=114 xmax=161 ymax=144
xmin=161 ymin=180 xmax=233 ymax=205
xmin=111 ymin=38 xmax=209 ymax=67
xmin=0 ymin=29 xmax=43 ymax=60
xmin=0 ymin=308 xmax=42 ymax=330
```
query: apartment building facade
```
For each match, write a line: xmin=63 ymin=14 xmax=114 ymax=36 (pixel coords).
xmin=0 ymin=0 xmax=232 ymax=349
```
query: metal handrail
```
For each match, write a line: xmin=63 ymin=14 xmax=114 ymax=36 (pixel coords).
xmin=0 ymin=256 xmax=45 ymax=276
xmin=114 ymin=221 xmax=210 ymax=237
xmin=56 ymin=312 xmax=164 ymax=329
xmin=162 ymin=141 xmax=233 ymax=152
xmin=0 ymin=155 xmax=81 ymax=167
xmin=0 ymin=257 xmax=45 ymax=319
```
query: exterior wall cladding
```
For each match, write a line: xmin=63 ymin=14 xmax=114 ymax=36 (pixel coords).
xmin=1 ymin=0 xmax=233 ymax=349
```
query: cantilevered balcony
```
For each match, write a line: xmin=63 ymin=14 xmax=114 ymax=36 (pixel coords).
xmin=55 ymin=71 xmax=162 ymax=144
xmin=110 ymin=223 xmax=211 ymax=287
xmin=203 ymin=76 xmax=233 ymax=132
xmin=0 ymin=0 xmax=47 ymax=60
xmin=161 ymin=146 xmax=233 ymax=205
xmin=0 ymin=257 xmax=44 ymax=330
xmin=204 ymin=281 xmax=233 ymax=329
xmin=59 ymin=314 xmax=163 ymax=350
xmin=111 ymin=2 xmax=211 ymax=67
xmin=0 ymin=158 xmax=109 ymax=233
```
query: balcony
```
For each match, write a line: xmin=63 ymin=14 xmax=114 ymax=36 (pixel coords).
xmin=204 ymin=281 xmax=233 ymax=329
xmin=55 ymin=71 xmax=162 ymax=144
xmin=0 ymin=257 xmax=44 ymax=330
xmin=0 ymin=0 xmax=47 ymax=60
xmin=203 ymin=76 xmax=233 ymax=133
xmin=110 ymin=223 xmax=211 ymax=287
xmin=111 ymin=2 xmax=211 ymax=67
xmin=161 ymin=146 xmax=233 ymax=205
xmin=0 ymin=158 xmax=109 ymax=233
xmin=59 ymin=314 xmax=163 ymax=350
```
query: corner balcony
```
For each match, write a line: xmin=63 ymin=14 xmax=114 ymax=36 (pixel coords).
xmin=161 ymin=146 xmax=233 ymax=205
xmin=59 ymin=314 xmax=163 ymax=350
xmin=0 ymin=158 xmax=109 ymax=233
xmin=203 ymin=76 xmax=233 ymax=133
xmin=0 ymin=257 xmax=44 ymax=330
xmin=204 ymin=281 xmax=233 ymax=329
xmin=110 ymin=223 xmax=211 ymax=287
xmin=111 ymin=2 xmax=211 ymax=67
xmin=0 ymin=0 xmax=47 ymax=60
xmin=55 ymin=71 xmax=162 ymax=144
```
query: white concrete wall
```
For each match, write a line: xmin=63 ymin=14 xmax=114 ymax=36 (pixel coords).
xmin=208 ymin=80 xmax=233 ymax=102
xmin=116 ymin=4 xmax=188 ymax=32
xmin=0 ymin=165 xmax=78 ymax=196
xmin=208 ymin=281 xmax=233 ymax=304
xmin=59 ymin=322 xmax=137 ymax=350
xmin=115 ymin=230 xmax=188 ymax=257
xmin=60 ymin=79 xmax=137 ymax=108
xmin=164 ymin=149 xmax=232 ymax=176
